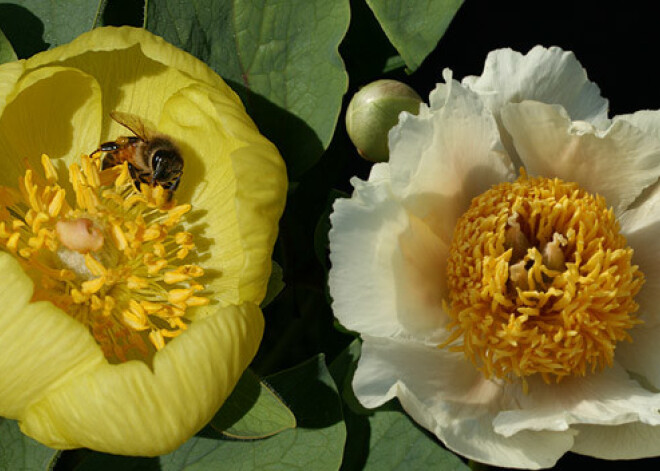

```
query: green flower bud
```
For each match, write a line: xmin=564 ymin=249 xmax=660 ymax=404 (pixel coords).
xmin=345 ymin=79 xmax=422 ymax=162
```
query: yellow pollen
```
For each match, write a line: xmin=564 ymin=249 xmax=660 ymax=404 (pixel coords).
xmin=444 ymin=172 xmax=643 ymax=387
xmin=0 ymin=154 xmax=210 ymax=364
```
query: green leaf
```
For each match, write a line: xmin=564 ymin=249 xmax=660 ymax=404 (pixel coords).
xmin=210 ymin=368 xmax=296 ymax=439
xmin=0 ymin=417 xmax=60 ymax=471
xmin=365 ymin=0 xmax=464 ymax=71
xmin=261 ymin=261 xmax=285 ymax=308
xmin=330 ymin=341 xmax=469 ymax=470
xmin=0 ymin=26 xmax=17 ymax=64
xmin=359 ymin=406 xmax=469 ymax=470
xmin=0 ymin=0 xmax=105 ymax=58
xmin=159 ymin=355 xmax=346 ymax=470
xmin=145 ymin=0 xmax=350 ymax=178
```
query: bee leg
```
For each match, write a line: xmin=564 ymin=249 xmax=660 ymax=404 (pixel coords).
xmin=99 ymin=142 xmax=121 ymax=152
xmin=101 ymin=153 xmax=121 ymax=170
xmin=127 ymin=163 xmax=145 ymax=191
xmin=163 ymin=175 xmax=181 ymax=202
xmin=164 ymin=175 xmax=181 ymax=192
xmin=91 ymin=142 xmax=119 ymax=161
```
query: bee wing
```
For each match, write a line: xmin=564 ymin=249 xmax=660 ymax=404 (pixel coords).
xmin=109 ymin=111 xmax=155 ymax=140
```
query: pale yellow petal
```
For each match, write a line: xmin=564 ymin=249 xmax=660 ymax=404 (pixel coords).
xmin=24 ymin=26 xmax=239 ymax=143
xmin=0 ymin=66 xmax=102 ymax=186
xmin=0 ymin=60 xmax=25 ymax=117
xmin=159 ymin=84 xmax=287 ymax=308
xmin=0 ymin=253 xmax=105 ymax=419
xmin=21 ymin=302 xmax=264 ymax=456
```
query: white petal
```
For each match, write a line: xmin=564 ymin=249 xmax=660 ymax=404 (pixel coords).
xmin=614 ymin=109 xmax=660 ymax=140
xmin=329 ymin=168 xmax=450 ymax=341
xmin=619 ymin=221 xmax=660 ymax=327
xmin=616 ymin=324 xmax=660 ymax=390
xmin=353 ymin=336 xmax=486 ymax=408
xmin=328 ymin=173 xmax=409 ymax=339
xmin=388 ymin=69 xmax=514 ymax=244
xmin=393 ymin=212 xmax=451 ymax=340
xmin=610 ymin=110 xmax=660 ymax=231
xmin=493 ymin=363 xmax=660 ymax=438
xmin=502 ymin=101 xmax=660 ymax=214
xmin=354 ymin=336 xmax=574 ymax=469
xmin=571 ymin=422 xmax=660 ymax=460
xmin=619 ymin=181 xmax=660 ymax=236
xmin=462 ymin=46 xmax=608 ymax=126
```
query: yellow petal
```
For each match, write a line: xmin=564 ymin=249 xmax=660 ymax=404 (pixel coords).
xmin=21 ymin=302 xmax=264 ymax=456
xmin=0 ymin=66 xmax=102 ymax=187
xmin=0 ymin=253 xmax=105 ymax=419
xmin=0 ymin=60 xmax=25 ymax=118
xmin=24 ymin=26 xmax=240 ymax=144
xmin=159 ymin=84 xmax=287 ymax=308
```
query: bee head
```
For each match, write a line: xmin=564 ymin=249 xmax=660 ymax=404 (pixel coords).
xmin=149 ymin=139 xmax=183 ymax=184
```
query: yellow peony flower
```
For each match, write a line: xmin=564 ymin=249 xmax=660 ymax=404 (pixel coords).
xmin=0 ymin=27 xmax=287 ymax=456
xmin=330 ymin=47 xmax=660 ymax=468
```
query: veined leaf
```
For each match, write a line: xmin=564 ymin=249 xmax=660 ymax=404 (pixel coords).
xmin=0 ymin=417 xmax=60 ymax=471
xmin=211 ymin=368 xmax=296 ymax=439
xmin=366 ymin=0 xmax=463 ymax=71
xmin=145 ymin=0 xmax=350 ymax=178
xmin=0 ymin=26 xmax=17 ymax=64
xmin=0 ymin=0 xmax=105 ymax=58
xmin=160 ymin=355 xmax=345 ymax=470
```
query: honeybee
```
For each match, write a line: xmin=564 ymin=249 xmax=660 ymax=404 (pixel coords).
xmin=92 ymin=111 xmax=184 ymax=195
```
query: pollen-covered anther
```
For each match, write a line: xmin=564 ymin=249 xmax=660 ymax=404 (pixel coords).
xmin=444 ymin=172 xmax=644 ymax=387
xmin=0 ymin=154 xmax=208 ymax=363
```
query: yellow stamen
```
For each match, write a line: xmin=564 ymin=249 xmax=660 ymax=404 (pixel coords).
xmin=82 ymin=276 xmax=106 ymax=294
xmin=127 ymin=276 xmax=149 ymax=290
xmin=0 ymin=156 xmax=207 ymax=364
xmin=168 ymin=288 xmax=194 ymax=304
xmin=149 ymin=330 xmax=166 ymax=350
xmin=444 ymin=173 xmax=643 ymax=386
xmin=41 ymin=153 xmax=58 ymax=183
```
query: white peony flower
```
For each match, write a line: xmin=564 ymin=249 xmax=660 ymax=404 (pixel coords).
xmin=328 ymin=46 xmax=660 ymax=469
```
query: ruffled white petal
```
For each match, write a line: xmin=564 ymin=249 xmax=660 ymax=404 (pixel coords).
xmin=329 ymin=169 xmax=409 ymax=339
xmin=571 ymin=422 xmax=660 ymax=460
xmin=393 ymin=212 xmax=450 ymax=340
xmin=329 ymin=164 xmax=451 ymax=342
xmin=462 ymin=46 xmax=608 ymax=126
xmin=354 ymin=336 xmax=574 ymax=469
xmin=614 ymin=109 xmax=660 ymax=141
xmin=493 ymin=364 xmax=660 ymax=438
xmin=502 ymin=101 xmax=660 ymax=214
xmin=388 ymin=69 xmax=514 ymax=244
xmin=619 ymin=218 xmax=660 ymax=327
xmin=615 ymin=325 xmax=660 ymax=390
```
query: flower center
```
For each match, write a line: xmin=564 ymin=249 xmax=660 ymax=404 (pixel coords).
xmin=443 ymin=172 xmax=644 ymax=388
xmin=0 ymin=154 xmax=208 ymax=363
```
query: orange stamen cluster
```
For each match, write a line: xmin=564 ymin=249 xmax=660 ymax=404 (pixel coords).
xmin=0 ymin=154 xmax=208 ymax=363
xmin=444 ymin=172 xmax=643 ymax=389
